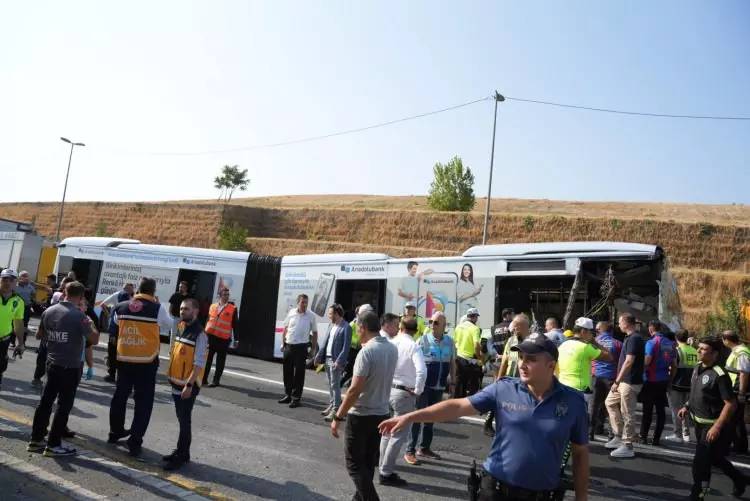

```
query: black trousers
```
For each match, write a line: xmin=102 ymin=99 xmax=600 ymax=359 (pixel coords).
xmin=345 ymin=414 xmax=388 ymax=501
xmin=590 ymin=376 xmax=614 ymax=435
xmin=106 ymin=333 xmax=118 ymax=378
xmin=203 ymin=335 xmax=230 ymax=385
xmin=454 ymin=357 xmax=482 ymax=398
xmin=31 ymin=363 xmax=80 ymax=447
xmin=0 ymin=336 xmax=10 ymax=383
xmin=33 ymin=341 xmax=48 ymax=380
xmin=282 ymin=343 xmax=308 ymax=400
xmin=692 ymin=422 xmax=744 ymax=490
xmin=640 ymin=380 xmax=669 ymax=443
xmin=731 ymin=400 xmax=749 ymax=454
xmin=109 ymin=361 xmax=158 ymax=446
xmin=172 ymin=386 xmax=200 ymax=458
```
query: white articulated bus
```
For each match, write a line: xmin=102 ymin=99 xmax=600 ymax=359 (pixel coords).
xmin=54 ymin=237 xmax=282 ymax=358
xmin=274 ymin=242 xmax=682 ymax=358
xmin=55 ymin=238 xmax=681 ymax=360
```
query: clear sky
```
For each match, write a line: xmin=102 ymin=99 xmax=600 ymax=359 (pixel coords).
xmin=2 ymin=1 xmax=748 ymax=205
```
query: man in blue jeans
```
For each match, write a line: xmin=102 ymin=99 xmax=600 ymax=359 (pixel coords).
xmin=314 ymin=303 xmax=351 ymax=422
xmin=405 ymin=311 xmax=455 ymax=465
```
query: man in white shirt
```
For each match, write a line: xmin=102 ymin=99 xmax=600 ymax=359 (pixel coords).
xmin=380 ymin=313 xmax=399 ymax=339
xmin=378 ymin=317 xmax=427 ymax=487
xmin=279 ymin=294 xmax=318 ymax=408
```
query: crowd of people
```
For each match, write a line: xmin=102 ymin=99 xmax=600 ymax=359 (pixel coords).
xmin=1 ymin=267 xmax=750 ymax=500
xmin=0 ymin=269 xmax=236 ymax=471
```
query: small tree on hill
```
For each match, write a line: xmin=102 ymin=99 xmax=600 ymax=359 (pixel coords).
xmin=427 ymin=156 xmax=475 ymax=212
xmin=214 ymin=165 xmax=250 ymax=203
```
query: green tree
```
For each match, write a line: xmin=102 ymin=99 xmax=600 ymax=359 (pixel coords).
xmin=214 ymin=165 xmax=250 ymax=203
xmin=706 ymin=294 xmax=745 ymax=337
xmin=217 ymin=223 xmax=249 ymax=251
xmin=427 ymin=156 xmax=475 ymax=212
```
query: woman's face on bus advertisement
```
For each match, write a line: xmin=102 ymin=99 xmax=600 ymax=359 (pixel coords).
xmin=462 ymin=265 xmax=471 ymax=279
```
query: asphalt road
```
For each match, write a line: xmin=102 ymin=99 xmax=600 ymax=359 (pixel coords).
xmin=0 ymin=323 xmax=747 ymax=500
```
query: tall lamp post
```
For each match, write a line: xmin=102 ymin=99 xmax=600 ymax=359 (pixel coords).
xmin=481 ymin=91 xmax=504 ymax=245
xmin=56 ymin=137 xmax=85 ymax=242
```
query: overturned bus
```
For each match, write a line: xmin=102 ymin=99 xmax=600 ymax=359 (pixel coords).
xmin=54 ymin=238 xmax=681 ymax=360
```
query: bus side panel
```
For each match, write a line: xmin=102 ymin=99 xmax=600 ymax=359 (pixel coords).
xmin=237 ymin=254 xmax=282 ymax=359
xmin=386 ymin=258 xmax=496 ymax=332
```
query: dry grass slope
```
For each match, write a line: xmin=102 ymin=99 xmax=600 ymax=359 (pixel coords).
xmin=0 ymin=202 xmax=224 ymax=248
xmin=4 ymin=196 xmax=749 ymax=332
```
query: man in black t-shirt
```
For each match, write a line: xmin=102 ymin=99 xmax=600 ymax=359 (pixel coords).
xmin=605 ymin=313 xmax=645 ymax=458
xmin=678 ymin=336 xmax=746 ymax=500
xmin=168 ymin=281 xmax=193 ymax=336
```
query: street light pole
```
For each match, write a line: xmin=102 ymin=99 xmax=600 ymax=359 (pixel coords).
xmin=56 ymin=137 xmax=85 ymax=242
xmin=481 ymin=91 xmax=505 ymax=245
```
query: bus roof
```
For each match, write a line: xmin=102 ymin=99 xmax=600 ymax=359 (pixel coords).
xmin=58 ymin=237 xmax=141 ymax=247
xmin=58 ymin=237 xmax=250 ymax=261
xmin=282 ymin=253 xmax=391 ymax=265
xmin=462 ymin=241 xmax=660 ymax=258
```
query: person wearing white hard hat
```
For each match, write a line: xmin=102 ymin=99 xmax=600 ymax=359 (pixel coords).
xmin=402 ymin=302 xmax=426 ymax=340
xmin=452 ymin=308 xmax=483 ymax=398
xmin=557 ymin=317 xmax=612 ymax=413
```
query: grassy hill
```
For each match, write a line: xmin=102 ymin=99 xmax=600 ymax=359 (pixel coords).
xmin=3 ymin=195 xmax=749 ymax=332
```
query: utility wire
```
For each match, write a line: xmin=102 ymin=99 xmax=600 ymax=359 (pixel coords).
xmin=504 ymin=95 xmax=750 ymax=120
xmin=143 ymin=96 xmax=491 ymax=156
xmin=114 ymin=92 xmax=748 ymax=157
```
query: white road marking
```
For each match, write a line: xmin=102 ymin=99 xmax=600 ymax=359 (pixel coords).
xmin=0 ymin=449 xmax=106 ymax=500
xmin=0 ymin=415 xmax=211 ymax=501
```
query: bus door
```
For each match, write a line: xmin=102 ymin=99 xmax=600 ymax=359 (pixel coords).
xmin=334 ymin=279 xmax=386 ymax=321
xmin=71 ymin=258 xmax=104 ymax=294
xmin=176 ymin=269 xmax=217 ymax=324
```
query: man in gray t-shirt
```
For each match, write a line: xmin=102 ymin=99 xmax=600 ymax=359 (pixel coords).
xmin=330 ymin=310 xmax=397 ymax=501
xmin=29 ymin=282 xmax=98 ymax=457
xmin=350 ymin=335 xmax=398 ymax=416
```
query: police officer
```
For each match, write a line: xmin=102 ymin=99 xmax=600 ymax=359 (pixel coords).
xmin=483 ymin=308 xmax=514 ymax=436
xmin=108 ymin=277 xmax=172 ymax=457
xmin=678 ymin=335 xmax=747 ymax=500
xmin=380 ymin=332 xmax=590 ymax=501
xmin=163 ymin=297 xmax=207 ymax=470
xmin=0 ymin=269 xmax=26 ymax=391
xmin=721 ymin=330 xmax=750 ymax=454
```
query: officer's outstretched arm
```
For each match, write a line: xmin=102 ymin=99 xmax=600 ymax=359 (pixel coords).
xmin=570 ymin=443 xmax=589 ymax=501
xmin=379 ymin=398 xmax=477 ymax=435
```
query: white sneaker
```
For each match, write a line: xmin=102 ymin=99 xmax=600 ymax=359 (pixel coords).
xmin=605 ymin=436 xmax=623 ymax=449
xmin=610 ymin=444 xmax=635 ymax=458
xmin=664 ymin=434 xmax=682 ymax=442
xmin=682 ymin=434 xmax=691 ymax=443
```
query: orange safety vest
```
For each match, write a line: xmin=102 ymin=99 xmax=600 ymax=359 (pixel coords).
xmin=205 ymin=302 xmax=236 ymax=340
xmin=115 ymin=294 xmax=161 ymax=364
xmin=167 ymin=320 xmax=206 ymax=387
